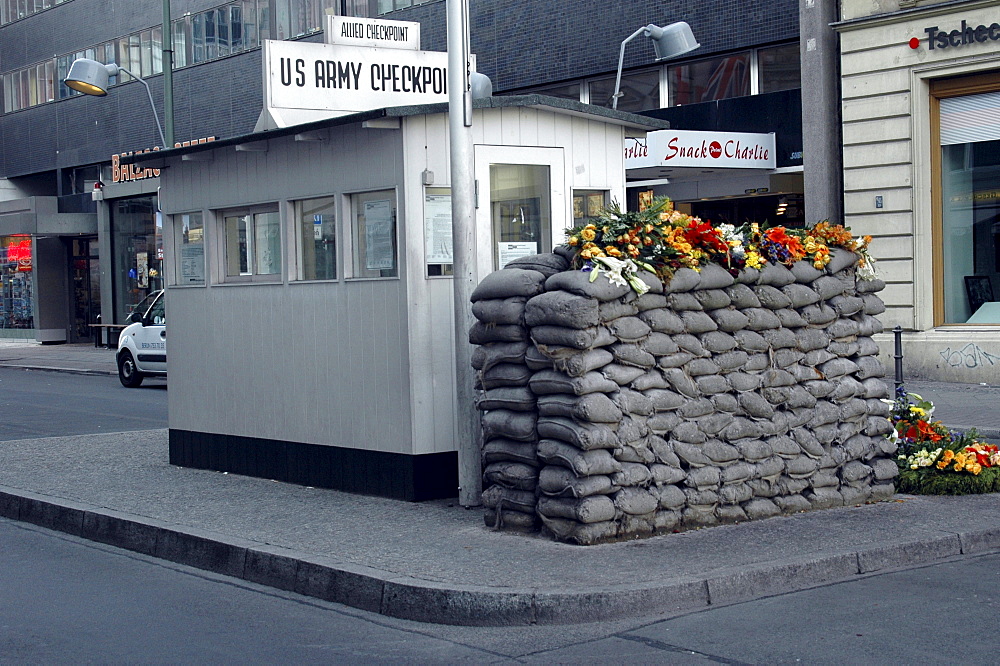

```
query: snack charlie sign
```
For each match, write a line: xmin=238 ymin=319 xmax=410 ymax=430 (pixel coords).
xmin=625 ymin=129 xmax=776 ymax=170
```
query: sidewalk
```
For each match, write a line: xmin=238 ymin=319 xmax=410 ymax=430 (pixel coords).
xmin=1 ymin=340 xmax=999 ymax=626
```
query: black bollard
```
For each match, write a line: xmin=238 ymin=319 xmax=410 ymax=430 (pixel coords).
xmin=893 ymin=325 xmax=904 ymax=393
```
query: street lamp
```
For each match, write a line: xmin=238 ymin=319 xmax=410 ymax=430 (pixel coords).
xmin=64 ymin=59 xmax=168 ymax=149
xmin=612 ymin=21 xmax=700 ymax=110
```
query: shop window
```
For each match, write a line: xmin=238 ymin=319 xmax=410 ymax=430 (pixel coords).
xmin=573 ymin=190 xmax=609 ymax=225
xmin=668 ymin=53 xmax=750 ymax=106
xmin=111 ymin=196 xmax=163 ymax=322
xmin=295 ymin=196 xmax=338 ymax=281
xmin=350 ymin=189 xmax=397 ymax=278
xmin=0 ymin=236 xmax=33 ymax=329
xmin=588 ymin=69 xmax=660 ymax=113
xmin=935 ymin=83 xmax=1000 ymax=324
xmin=758 ymin=43 xmax=800 ymax=94
xmin=490 ymin=164 xmax=551 ymax=269
xmin=223 ymin=208 xmax=282 ymax=280
xmin=176 ymin=212 xmax=206 ymax=285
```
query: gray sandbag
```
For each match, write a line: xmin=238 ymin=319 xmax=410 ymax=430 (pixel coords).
xmin=665 ymin=267 xmax=701 ymax=292
xmin=757 ymin=262 xmax=796 ymax=287
xmin=790 ymin=260 xmax=823 ymax=284
xmin=524 ymin=291 xmax=600 ymax=329
xmin=695 ymin=412 xmax=734 ymax=437
xmin=796 ymin=328 xmax=832 ymax=353
xmin=785 ymin=456 xmax=820 ymax=479
xmin=645 ymin=388 xmax=687 ymax=411
xmin=736 ymin=267 xmax=761 ymax=285
xmin=856 ymin=314 xmax=884 ymax=336
xmin=742 ymin=307 xmax=782 ymax=330
xmin=694 ymin=288 xmax=733 ymax=311
xmin=855 ymin=356 xmax=886 ymax=379
xmin=504 ymin=252 xmax=569 ymax=277
xmin=840 ymin=460 xmax=873 ymax=484
xmin=481 ymin=409 xmax=537 ymax=442
xmin=524 ymin=345 xmax=553 ymax=370
xmin=537 ymin=495 xmax=616 ymax=524
xmin=673 ymin=440 xmax=712 ymax=466
xmin=614 ymin=487 xmax=659 ymax=515
xmin=483 ymin=508 xmax=537 ymax=530
xmin=761 ymin=387 xmax=791 ymax=405
xmin=538 ymin=439 xmax=621 ymax=476
xmin=683 ymin=488 xmax=720 ymax=507
xmin=610 ymin=343 xmax=656 ymax=368
xmin=613 ymin=388 xmax=655 ymax=416
xmin=825 ymin=248 xmax=857 ymax=274
xmin=658 ymin=352 xmax=697 ymax=369
xmin=803 ymin=379 xmax=836 ymax=398
xmin=544 ymin=269 xmax=631 ymax=302
xmin=631 ymin=370 xmax=669 ymax=391
xmin=754 ymin=284 xmax=793 ymax=309
xmin=671 ymin=333 xmax=709 ymax=357
xmin=721 ymin=461 xmax=754 ymax=484
xmin=678 ymin=397 xmax=713 ymax=419
xmin=613 ymin=462 xmax=654 ymax=488
xmin=755 ymin=455 xmax=787 ymax=478
xmin=656 ymin=484 xmax=687 ymax=509
xmin=840 ymin=485 xmax=872 ymax=505
xmin=782 ymin=282 xmax=821 ymax=307
xmin=708 ymin=308 xmax=750 ymax=333
xmin=819 ymin=357 xmax=861 ymax=379
xmin=725 ymin=283 xmax=762 ymax=308
xmin=727 ymin=372 xmax=763 ymax=393
xmin=733 ymin=438 xmax=772 ymax=462
xmin=744 ymin=498 xmax=782 ymax=519
xmin=829 ymin=295 xmax=864 ymax=317
xmin=537 ymin=392 xmax=623 ymax=423
xmin=871 ymin=458 xmax=899 ymax=481
xmin=608 ymin=316 xmax=653 ymax=342
xmin=537 ymin=416 xmax=618 ymax=450
xmin=715 ymin=351 xmax=750 ymax=371
xmin=799 ymin=303 xmax=838 ymax=325
xmin=762 ymin=328 xmax=798 ymax=349
xmin=480 ymin=363 xmax=534 ymax=389
xmin=786 ymin=384 xmax=818 ymax=408
xmin=738 ymin=392 xmax=775 ymax=419
xmin=483 ymin=438 xmax=539 ymax=466
xmin=481 ymin=485 xmax=536 ymax=513
xmin=792 ymin=428 xmax=825 ymax=458
xmin=773 ymin=348 xmax=806 ymax=368
xmin=530 ymin=325 xmax=614 ymax=350
xmin=768 ymin=435 xmax=801 ymax=458
xmin=634 ymin=269 xmax=665 ymax=294
xmin=695 ymin=375 xmax=730 ymax=396
xmin=719 ymin=483 xmax=753 ymax=505
xmin=700 ymin=331 xmax=738 ymax=353
xmin=806 ymin=487 xmax=844 ymax=510
xmin=634 ymin=293 xmax=668 ymax=312
xmin=483 ymin=461 xmax=538 ymax=490
xmin=472 ymin=268 xmax=547 ymax=301
xmin=648 ymin=410 xmax=682 ymax=435
xmin=602 ymin=363 xmax=647 ymax=386
xmin=810 ymin=399 xmax=842 ymax=426
xmin=686 ymin=358 xmax=722 ymax=377
xmin=763 ymin=368 xmax=797 ymax=387
xmin=856 ymin=277 xmax=886 ymax=294
xmin=862 ymin=377 xmax=889 ymax=399
xmin=680 ymin=310 xmax=719 ymax=334
xmin=615 ymin=415 xmax=650 ymax=446
xmin=775 ymin=308 xmax=809 ymax=328
xmin=478 ymin=386 xmax=536 ymax=412
xmin=663 ymin=368 xmax=700 ymax=399
xmin=856 ymin=336 xmax=880 ymax=357
xmin=811 ymin=275 xmax=848 ymax=300
xmin=682 ymin=506 xmax=720 ymax=528
xmin=551 ymin=348 xmax=614 ymax=378
xmin=639 ymin=308 xmax=686 ymax=334
xmin=469 ymin=322 xmax=528 ymax=344
xmin=825 ymin=318 xmax=861 ymax=339
xmin=649 ymin=435 xmax=681 ymax=466
xmin=839 ymin=398 xmax=869 ymax=421
xmin=471 ymin=341 xmax=529 ymax=371
xmin=538 ymin=466 xmax=617 ymax=497
xmin=668 ymin=292 xmax=704 ymax=311
xmin=472 ymin=297 xmax=528 ymax=325
xmin=830 ymin=376 xmax=865 ymax=402
xmin=734 ymin=329 xmax=769 ymax=352
xmin=697 ymin=262 xmax=738 ymax=289
xmin=651 ymin=464 xmax=685 ymax=486
xmin=600 ymin=299 xmax=640 ymax=320
xmin=702 ymin=439 xmax=740 ymax=463
xmin=803 ymin=349 xmax=836 ymax=366
xmin=539 ymin=515 xmax=618 ymax=544
xmin=774 ymin=494 xmax=813 ymax=513
xmin=529 ymin=369 xmax=619 ymax=396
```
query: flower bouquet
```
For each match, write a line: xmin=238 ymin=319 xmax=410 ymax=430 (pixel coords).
xmin=563 ymin=197 xmax=875 ymax=292
xmin=889 ymin=387 xmax=1000 ymax=495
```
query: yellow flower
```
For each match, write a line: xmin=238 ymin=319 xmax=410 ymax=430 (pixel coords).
xmin=567 ymin=236 xmax=580 ymax=246
xmin=745 ymin=251 xmax=764 ymax=269
xmin=910 ymin=407 xmax=926 ymax=417
xmin=581 ymin=228 xmax=597 ymax=241
xmin=971 ymin=463 xmax=983 ymax=475
xmin=605 ymin=246 xmax=622 ymax=257
xmin=580 ymin=248 xmax=594 ymax=259
xmin=937 ymin=459 xmax=949 ymax=470
xmin=645 ymin=224 xmax=655 ymax=233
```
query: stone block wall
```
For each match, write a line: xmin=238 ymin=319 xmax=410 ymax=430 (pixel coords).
xmin=470 ymin=249 xmax=897 ymax=544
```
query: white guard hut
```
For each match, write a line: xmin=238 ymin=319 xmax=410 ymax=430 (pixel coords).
xmin=127 ymin=34 xmax=666 ymax=500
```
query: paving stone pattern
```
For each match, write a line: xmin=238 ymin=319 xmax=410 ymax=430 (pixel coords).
xmin=471 ymin=248 xmax=897 ymax=544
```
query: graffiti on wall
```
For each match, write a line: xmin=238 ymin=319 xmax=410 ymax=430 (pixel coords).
xmin=940 ymin=343 xmax=1000 ymax=368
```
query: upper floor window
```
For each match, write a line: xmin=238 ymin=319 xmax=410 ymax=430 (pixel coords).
xmin=759 ymin=43 xmax=800 ymax=94
xmin=668 ymin=53 xmax=751 ymax=106
xmin=588 ymin=69 xmax=660 ymax=113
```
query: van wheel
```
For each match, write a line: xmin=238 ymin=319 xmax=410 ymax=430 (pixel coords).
xmin=118 ymin=350 xmax=144 ymax=388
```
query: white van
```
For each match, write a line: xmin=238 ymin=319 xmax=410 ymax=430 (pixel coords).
xmin=116 ymin=290 xmax=166 ymax=387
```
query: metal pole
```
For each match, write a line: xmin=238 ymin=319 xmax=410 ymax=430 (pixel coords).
xmin=447 ymin=0 xmax=481 ymax=507
xmin=118 ymin=65 xmax=167 ymax=149
xmin=893 ymin=325 xmax=904 ymax=392
xmin=162 ymin=0 xmax=174 ymax=148
xmin=611 ymin=26 xmax=646 ymax=110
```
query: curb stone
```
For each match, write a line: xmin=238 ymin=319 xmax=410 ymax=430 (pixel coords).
xmin=3 ymin=485 xmax=1000 ymax=626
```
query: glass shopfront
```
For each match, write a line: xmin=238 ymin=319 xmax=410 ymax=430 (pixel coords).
xmin=0 ymin=235 xmax=33 ymax=330
xmin=111 ymin=196 xmax=163 ymax=322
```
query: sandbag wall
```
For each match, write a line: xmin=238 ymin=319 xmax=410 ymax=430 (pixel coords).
xmin=470 ymin=249 xmax=897 ymax=544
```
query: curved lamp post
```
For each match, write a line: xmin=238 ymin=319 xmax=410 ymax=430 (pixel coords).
xmin=612 ymin=21 xmax=700 ymax=109
xmin=64 ymin=58 xmax=167 ymax=148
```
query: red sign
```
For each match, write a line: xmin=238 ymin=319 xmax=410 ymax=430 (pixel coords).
xmin=7 ymin=239 xmax=31 ymax=271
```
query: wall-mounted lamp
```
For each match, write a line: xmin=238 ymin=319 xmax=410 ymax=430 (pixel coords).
xmin=612 ymin=21 xmax=700 ymax=110
xmin=64 ymin=59 xmax=167 ymax=148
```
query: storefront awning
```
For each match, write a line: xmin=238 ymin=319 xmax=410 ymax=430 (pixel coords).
xmin=625 ymin=129 xmax=777 ymax=180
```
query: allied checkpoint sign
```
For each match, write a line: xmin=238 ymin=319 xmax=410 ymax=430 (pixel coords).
xmin=260 ymin=17 xmax=464 ymax=128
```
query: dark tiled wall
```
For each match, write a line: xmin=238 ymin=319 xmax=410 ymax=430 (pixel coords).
xmin=0 ymin=0 xmax=798 ymax=178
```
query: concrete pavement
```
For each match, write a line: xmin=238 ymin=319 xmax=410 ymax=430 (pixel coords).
xmin=1 ymin=339 xmax=999 ymax=626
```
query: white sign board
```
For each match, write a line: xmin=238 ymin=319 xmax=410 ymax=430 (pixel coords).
xmin=498 ymin=242 xmax=537 ymax=268
xmin=625 ymin=130 xmax=776 ymax=170
xmin=326 ymin=15 xmax=420 ymax=50
xmin=424 ymin=192 xmax=453 ymax=263
xmin=264 ymin=40 xmax=450 ymax=116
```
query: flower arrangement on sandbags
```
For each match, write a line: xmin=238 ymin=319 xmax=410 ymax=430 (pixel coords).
xmin=563 ymin=197 xmax=876 ymax=292
xmin=889 ymin=388 xmax=1000 ymax=495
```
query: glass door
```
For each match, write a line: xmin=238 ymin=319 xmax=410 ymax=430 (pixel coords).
xmin=71 ymin=236 xmax=101 ymax=342
xmin=473 ymin=146 xmax=566 ymax=279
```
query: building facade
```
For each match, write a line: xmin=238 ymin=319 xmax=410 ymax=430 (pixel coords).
xmin=0 ymin=0 xmax=806 ymax=345
xmin=836 ymin=0 xmax=1000 ymax=381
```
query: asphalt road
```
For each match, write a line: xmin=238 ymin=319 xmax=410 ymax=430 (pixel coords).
xmin=2 ymin=515 xmax=996 ymax=664
xmin=0 ymin=366 xmax=167 ymax=440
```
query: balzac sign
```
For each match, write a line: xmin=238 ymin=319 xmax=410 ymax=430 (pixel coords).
xmin=112 ymin=136 xmax=217 ymax=183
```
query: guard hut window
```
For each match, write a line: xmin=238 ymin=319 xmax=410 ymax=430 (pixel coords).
xmin=350 ymin=189 xmax=398 ymax=279
xmin=223 ymin=207 xmax=282 ymax=281
xmin=176 ymin=212 xmax=206 ymax=285
xmin=295 ymin=196 xmax=338 ymax=281
xmin=425 ymin=187 xmax=453 ymax=277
